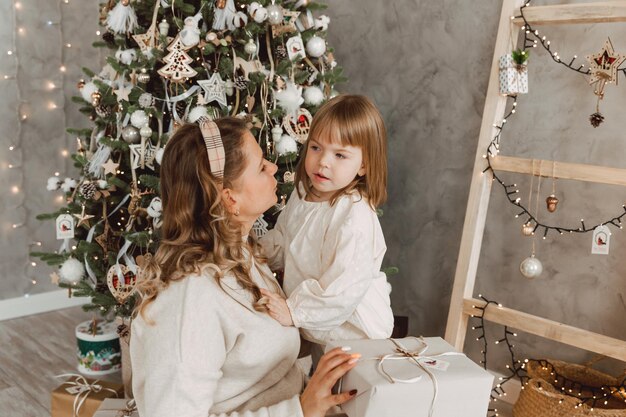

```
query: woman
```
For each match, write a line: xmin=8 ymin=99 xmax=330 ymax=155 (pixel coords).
xmin=130 ymin=117 xmax=359 ymax=417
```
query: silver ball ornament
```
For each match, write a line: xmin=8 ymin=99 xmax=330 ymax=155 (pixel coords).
xmin=519 ymin=255 xmax=543 ymax=279
xmin=305 ymin=36 xmax=326 ymax=58
xmin=121 ymin=125 xmax=141 ymax=144
xmin=266 ymin=4 xmax=283 ymax=25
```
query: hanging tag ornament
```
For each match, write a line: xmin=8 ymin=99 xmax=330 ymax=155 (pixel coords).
xmin=56 ymin=214 xmax=75 ymax=239
xmin=591 ymin=225 xmax=611 ymax=255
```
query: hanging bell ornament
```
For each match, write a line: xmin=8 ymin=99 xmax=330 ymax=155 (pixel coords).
xmin=521 ymin=223 xmax=534 ymax=236
xmin=137 ymin=68 xmax=150 ymax=84
xmin=91 ymin=91 xmax=102 ymax=107
xmin=215 ymin=0 xmax=227 ymax=9
xmin=244 ymin=39 xmax=258 ymax=57
xmin=158 ymin=19 xmax=170 ymax=36
xmin=77 ymin=79 xmax=86 ymax=90
xmin=519 ymin=254 xmax=543 ymax=279
xmin=546 ymin=194 xmax=559 ymax=213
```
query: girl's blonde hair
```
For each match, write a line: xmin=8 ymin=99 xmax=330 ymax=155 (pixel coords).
xmin=135 ymin=118 xmax=274 ymax=320
xmin=294 ymin=94 xmax=387 ymax=209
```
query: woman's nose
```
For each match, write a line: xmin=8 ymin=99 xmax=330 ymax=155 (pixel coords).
xmin=269 ymin=161 xmax=278 ymax=174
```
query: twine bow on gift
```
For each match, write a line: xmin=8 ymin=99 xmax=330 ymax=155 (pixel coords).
xmin=115 ymin=399 xmax=137 ymax=417
xmin=56 ymin=373 xmax=120 ymax=417
xmin=374 ymin=338 xmax=465 ymax=417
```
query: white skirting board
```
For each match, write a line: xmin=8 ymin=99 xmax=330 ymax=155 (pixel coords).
xmin=0 ymin=290 xmax=89 ymax=321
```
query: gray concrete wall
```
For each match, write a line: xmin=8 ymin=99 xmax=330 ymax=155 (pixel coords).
xmin=3 ymin=0 xmax=625 ymax=373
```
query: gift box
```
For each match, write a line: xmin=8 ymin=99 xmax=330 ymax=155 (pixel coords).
xmin=76 ymin=319 xmax=121 ymax=375
xmin=499 ymin=54 xmax=528 ymax=95
xmin=51 ymin=375 xmax=124 ymax=417
xmin=326 ymin=337 xmax=493 ymax=417
xmin=93 ymin=398 xmax=138 ymax=417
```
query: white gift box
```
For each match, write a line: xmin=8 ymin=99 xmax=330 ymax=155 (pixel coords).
xmin=93 ymin=398 xmax=138 ymax=417
xmin=326 ymin=337 xmax=493 ymax=417
xmin=499 ymin=54 xmax=528 ymax=95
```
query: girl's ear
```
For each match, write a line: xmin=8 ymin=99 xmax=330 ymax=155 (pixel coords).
xmin=357 ymin=163 xmax=366 ymax=177
xmin=221 ymin=187 xmax=239 ymax=215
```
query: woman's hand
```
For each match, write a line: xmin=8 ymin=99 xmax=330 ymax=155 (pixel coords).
xmin=260 ymin=288 xmax=294 ymax=326
xmin=300 ymin=347 xmax=360 ymax=417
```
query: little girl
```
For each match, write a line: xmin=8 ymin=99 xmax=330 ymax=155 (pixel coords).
xmin=260 ymin=94 xmax=394 ymax=352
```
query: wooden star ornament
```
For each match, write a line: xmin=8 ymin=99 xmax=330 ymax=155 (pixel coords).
xmin=586 ymin=38 xmax=626 ymax=97
xmin=74 ymin=206 xmax=95 ymax=228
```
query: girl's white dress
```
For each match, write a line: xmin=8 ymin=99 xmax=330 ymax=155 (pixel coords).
xmin=261 ymin=189 xmax=394 ymax=345
xmin=130 ymin=255 xmax=305 ymax=417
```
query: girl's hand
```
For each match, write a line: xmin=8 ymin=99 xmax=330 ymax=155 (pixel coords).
xmin=260 ymin=288 xmax=294 ymax=326
xmin=300 ymin=347 xmax=360 ymax=417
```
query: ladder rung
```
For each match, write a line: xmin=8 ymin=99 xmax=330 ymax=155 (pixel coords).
xmin=512 ymin=2 xmax=626 ymax=26
xmin=490 ymin=155 xmax=626 ymax=187
xmin=464 ymin=298 xmax=626 ymax=362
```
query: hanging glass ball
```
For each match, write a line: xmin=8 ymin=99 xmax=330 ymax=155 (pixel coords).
xmin=305 ymin=36 xmax=326 ymax=58
xmin=140 ymin=125 xmax=153 ymax=139
xmin=121 ymin=126 xmax=141 ymax=144
xmin=244 ymin=39 xmax=258 ymax=56
xmin=266 ymin=4 xmax=283 ymax=25
xmin=520 ymin=255 xmax=543 ymax=279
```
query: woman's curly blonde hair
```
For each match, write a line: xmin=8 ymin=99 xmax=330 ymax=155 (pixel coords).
xmin=134 ymin=118 xmax=275 ymax=320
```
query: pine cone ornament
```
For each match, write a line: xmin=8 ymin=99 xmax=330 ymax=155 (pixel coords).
xmin=95 ymin=105 xmax=111 ymax=118
xmin=102 ymin=31 xmax=115 ymax=46
xmin=234 ymin=75 xmax=248 ymax=90
xmin=79 ymin=182 xmax=98 ymax=200
xmin=590 ymin=112 xmax=604 ymax=128
xmin=175 ymin=100 xmax=187 ymax=116
xmin=275 ymin=45 xmax=288 ymax=60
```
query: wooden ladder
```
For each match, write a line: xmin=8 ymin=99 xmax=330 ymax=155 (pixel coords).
xmin=444 ymin=0 xmax=626 ymax=362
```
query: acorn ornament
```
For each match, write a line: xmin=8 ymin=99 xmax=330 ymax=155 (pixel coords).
xmin=521 ymin=223 xmax=534 ymax=236
xmin=546 ymin=194 xmax=559 ymax=213
xmin=91 ymin=91 xmax=102 ymax=107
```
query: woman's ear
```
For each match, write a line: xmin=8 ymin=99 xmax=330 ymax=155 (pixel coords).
xmin=221 ymin=187 xmax=239 ymax=215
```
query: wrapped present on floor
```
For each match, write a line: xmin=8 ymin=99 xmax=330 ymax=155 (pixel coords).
xmin=94 ymin=398 xmax=138 ymax=417
xmin=76 ymin=319 xmax=121 ymax=376
xmin=499 ymin=50 xmax=529 ymax=95
xmin=51 ymin=374 xmax=124 ymax=417
xmin=325 ymin=337 xmax=493 ymax=417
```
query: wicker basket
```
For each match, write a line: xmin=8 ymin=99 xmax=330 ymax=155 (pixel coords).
xmin=513 ymin=359 xmax=626 ymax=417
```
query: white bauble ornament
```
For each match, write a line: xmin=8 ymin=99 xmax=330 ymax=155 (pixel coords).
xmin=305 ymin=36 xmax=326 ymax=58
xmin=115 ymin=48 xmax=137 ymax=65
xmin=59 ymin=258 xmax=85 ymax=285
xmin=520 ymin=255 xmax=543 ymax=279
xmin=187 ymin=105 xmax=209 ymax=123
xmin=139 ymin=125 xmax=153 ymax=139
xmin=122 ymin=125 xmax=141 ymax=144
xmin=80 ymin=81 xmax=99 ymax=103
xmin=271 ymin=126 xmax=283 ymax=143
xmin=244 ymin=39 xmax=258 ymax=56
xmin=47 ymin=177 xmax=61 ymax=191
xmin=329 ymin=89 xmax=339 ymax=99
xmin=97 ymin=180 xmax=108 ymax=189
xmin=147 ymin=197 xmax=162 ymax=218
xmin=130 ymin=110 xmax=149 ymax=128
xmin=275 ymin=134 xmax=298 ymax=155
xmin=303 ymin=86 xmax=324 ymax=106
xmin=266 ymin=4 xmax=283 ymax=25
xmin=155 ymin=147 xmax=165 ymax=165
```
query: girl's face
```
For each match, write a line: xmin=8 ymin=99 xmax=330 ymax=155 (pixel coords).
xmin=229 ymin=132 xmax=278 ymax=223
xmin=304 ymin=127 xmax=365 ymax=202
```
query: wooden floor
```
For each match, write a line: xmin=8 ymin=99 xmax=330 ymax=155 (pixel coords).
xmin=0 ymin=307 xmax=514 ymax=417
xmin=0 ymin=306 xmax=103 ymax=416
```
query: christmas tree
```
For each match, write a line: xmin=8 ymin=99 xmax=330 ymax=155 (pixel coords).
xmin=33 ymin=0 xmax=346 ymax=318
